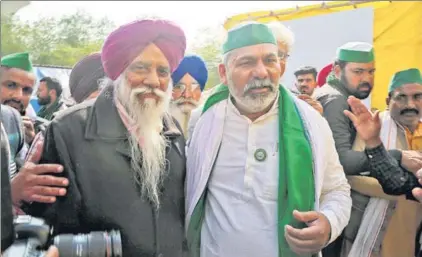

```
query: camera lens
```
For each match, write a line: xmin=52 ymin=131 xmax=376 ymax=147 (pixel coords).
xmin=53 ymin=230 xmax=122 ymax=257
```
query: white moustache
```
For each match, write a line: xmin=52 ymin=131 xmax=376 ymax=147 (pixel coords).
xmin=173 ymin=97 xmax=199 ymax=107
xmin=130 ymin=87 xmax=167 ymax=100
xmin=243 ymin=78 xmax=276 ymax=94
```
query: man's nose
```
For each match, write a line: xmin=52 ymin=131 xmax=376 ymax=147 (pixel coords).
xmin=182 ymin=87 xmax=193 ymax=99
xmin=11 ymin=88 xmax=24 ymax=99
xmin=252 ymin=62 xmax=269 ymax=79
xmin=406 ymin=98 xmax=417 ymax=108
xmin=144 ymin=72 xmax=160 ymax=88
xmin=361 ymin=71 xmax=374 ymax=83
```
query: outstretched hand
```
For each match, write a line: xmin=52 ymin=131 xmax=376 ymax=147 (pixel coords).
xmin=344 ymin=96 xmax=382 ymax=147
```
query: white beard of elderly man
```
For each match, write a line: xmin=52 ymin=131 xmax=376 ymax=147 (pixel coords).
xmin=20 ymin=19 xmax=189 ymax=257
xmin=170 ymin=54 xmax=208 ymax=137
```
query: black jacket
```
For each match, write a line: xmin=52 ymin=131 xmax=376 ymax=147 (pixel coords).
xmin=25 ymin=86 xmax=187 ymax=257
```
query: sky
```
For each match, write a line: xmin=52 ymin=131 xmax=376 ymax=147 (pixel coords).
xmin=15 ymin=1 xmax=320 ymax=45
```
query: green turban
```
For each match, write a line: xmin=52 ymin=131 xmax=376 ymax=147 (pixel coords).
xmin=388 ymin=68 xmax=422 ymax=93
xmin=222 ymin=22 xmax=276 ymax=54
xmin=1 ymin=52 xmax=33 ymax=72
xmin=336 ymin=42 xmax=374 ymax=63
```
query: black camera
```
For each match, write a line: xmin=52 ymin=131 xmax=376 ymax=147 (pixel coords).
xmin=3 ymin=215 xmax=122 ymax=257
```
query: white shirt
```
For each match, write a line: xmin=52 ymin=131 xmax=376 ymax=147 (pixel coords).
xmin=201 ymin=96 xmax=279 ymax=257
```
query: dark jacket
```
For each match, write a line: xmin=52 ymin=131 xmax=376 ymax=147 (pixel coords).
xmin=24 ymin=86 xmax=187 ymax=257
xmin=1 ymin=123 xmax=14 ymax=252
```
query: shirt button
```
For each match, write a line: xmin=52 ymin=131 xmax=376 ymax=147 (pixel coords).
xmin=368 ymin=154 xmax=373 ymax=159
xmin=400 ymin=177 xmax=406 ymax=182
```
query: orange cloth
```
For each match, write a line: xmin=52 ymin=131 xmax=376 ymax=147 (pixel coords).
xmin=404 ymin=122 xmax=422 ymax=150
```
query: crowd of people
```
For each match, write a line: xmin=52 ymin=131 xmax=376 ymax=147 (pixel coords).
xmin=1 ymin=17 xmax=422 ymax=257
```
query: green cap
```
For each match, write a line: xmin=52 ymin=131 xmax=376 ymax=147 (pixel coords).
xmin=336 ymin=42 xmax=374 ymax=63
xmin=388 ymin=68 xmax=422 ymax=93
xmin=1 ymin=52 xmax=33 ymax=72
xmin=222 ymin=22 xmax=276 ymax=54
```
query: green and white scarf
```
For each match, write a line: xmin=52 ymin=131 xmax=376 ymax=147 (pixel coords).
xmin=186 ymin=84 xmax=315 ymax=257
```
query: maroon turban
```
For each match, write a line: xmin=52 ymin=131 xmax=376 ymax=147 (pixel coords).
xmin=69 ymin=53 xmax=105 ymax=103
xmin=101 ymin=19 xmax=186 ymax=80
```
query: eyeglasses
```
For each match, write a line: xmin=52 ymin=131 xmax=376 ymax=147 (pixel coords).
xmin=173 ymin=82 xmax=200 ymax=94
xmin=278 ymin=51 xmax=290 ymax=60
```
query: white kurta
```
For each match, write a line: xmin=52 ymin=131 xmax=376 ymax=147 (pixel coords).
xmin=201 ymin=97 xmax=279 ymax=257
xmin=187 ymin=91 xmax=352 ymax=257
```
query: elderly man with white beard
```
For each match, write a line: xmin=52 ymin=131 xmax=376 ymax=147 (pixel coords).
xmin=185 ymin=22 xmax=351 ymax=257
xmin=170 ymin=55 xmax=208 ymax=137
xmin=21 ymin=19 xmax=188 ymax=257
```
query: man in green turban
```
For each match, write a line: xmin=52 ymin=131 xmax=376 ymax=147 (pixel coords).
xmin=343 ymin=68 xmax=422 ymax=257
xmin=1 ymin=52 xmax=37 ymax=144
xmin=185 ymin=22 xmax=351 ymax=257
xmin=315 ymin=41 xmax=422 ymax=257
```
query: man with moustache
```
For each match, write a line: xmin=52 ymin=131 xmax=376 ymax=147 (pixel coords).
xmin=344 ymin=68 xmax=422 ymax=257
xmin=21 ymin=19 xmax=188 ymax=257
xmin=171 ymin=55 xmax=208 ymax=137
xmin=315 ymin=42 xmax=422 ymax=256
xmin=294 ymin=66 xmax=318 ymax=97
xmin=268 ymin=22 xmax=323 ymax=115
xmin=186 ymin=22 xmax=351 ymax=257
xmin=36 ymin=77 xmax=67 ymax=120
xmin=1 ymin=52 xmax=37 ymax=145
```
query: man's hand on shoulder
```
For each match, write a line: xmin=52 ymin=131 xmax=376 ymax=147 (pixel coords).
xmin=11 ymin=162 xmax=68 ymax=206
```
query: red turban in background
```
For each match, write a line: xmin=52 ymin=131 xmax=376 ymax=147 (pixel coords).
xmin=101 ymin=19 xmax=186 ymax=80
xmin=317 ymin=63 xmax=333 ymax=87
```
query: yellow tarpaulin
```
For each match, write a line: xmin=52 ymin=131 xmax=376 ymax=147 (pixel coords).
xmin=223 ymin=1 xmax=422 ymax=110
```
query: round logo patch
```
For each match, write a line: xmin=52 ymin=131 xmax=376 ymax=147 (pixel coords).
xmin=254 ymin=148 xmax=267 ymax=162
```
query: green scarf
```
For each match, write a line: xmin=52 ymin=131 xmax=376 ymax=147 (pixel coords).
xmin=326 ymin=72 xmax=341 ymax=88
xmin=37 ymin=98 xmax=64 ymax=121
xmin=188 ymin=84 xmax=315 ymax=257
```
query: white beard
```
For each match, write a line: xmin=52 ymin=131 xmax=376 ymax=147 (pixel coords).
xmin=227 ymin=75 xmax=278 ymax=113
xmin=170 ymin=103 xmax=192 ymax=135
xmin=115 ymin=76 xmax=173 ymax=208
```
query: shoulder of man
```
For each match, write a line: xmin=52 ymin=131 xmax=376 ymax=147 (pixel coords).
xmin=1 ymin=105 xmax=24 ymax=146
xmin=186 ymin=106 xmax=203 ymax=143
xmin=315 ymin=84 xmax=346 ymax=107
xmin=48 ymin=98 xmax=95 ymax=134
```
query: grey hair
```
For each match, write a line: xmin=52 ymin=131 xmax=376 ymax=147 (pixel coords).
xmin=267 ymin=21 xmax=295 ymax=53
